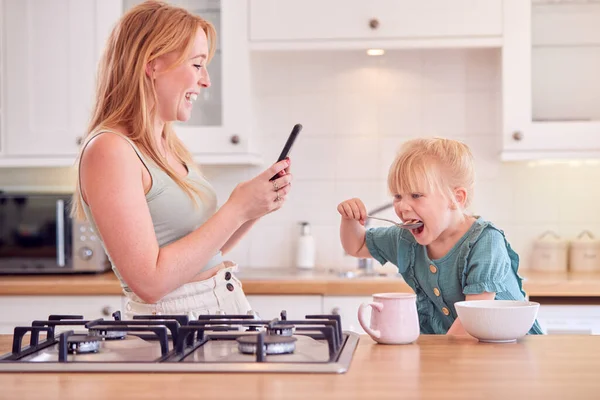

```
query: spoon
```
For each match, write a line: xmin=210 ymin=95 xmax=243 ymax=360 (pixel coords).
xmin=367 ymin=216 xmax=424 ymax=230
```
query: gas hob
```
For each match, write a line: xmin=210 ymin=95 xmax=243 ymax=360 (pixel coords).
xmin=0 ymin=310 xmax=359 ymax=373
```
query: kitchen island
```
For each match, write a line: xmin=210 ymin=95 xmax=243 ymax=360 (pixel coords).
xmin=0 ymin=334 xmax=599 ymax=399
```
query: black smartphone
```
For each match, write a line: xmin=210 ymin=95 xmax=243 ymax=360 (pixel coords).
xmin=270 ymin=123 xmax=302 ymax=181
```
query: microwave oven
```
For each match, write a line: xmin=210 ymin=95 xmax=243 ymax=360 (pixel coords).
xmin=0 ymin=192 xmax=110 ymax=274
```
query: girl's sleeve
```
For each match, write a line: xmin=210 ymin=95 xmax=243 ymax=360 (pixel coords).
xmin=462 ymin=228 xmax=512 ymax=295
xmin=365 ymin=226 xmax=412 ymax=272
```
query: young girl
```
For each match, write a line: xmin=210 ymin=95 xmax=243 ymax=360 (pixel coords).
xmin=72 ymin=1 xmax=291 ymax=318
xmin=337 ymin=138 xmax=543 ymax=335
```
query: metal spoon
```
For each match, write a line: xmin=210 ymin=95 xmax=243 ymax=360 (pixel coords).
xmin=367 ymin=215 xmax=424 ymax=230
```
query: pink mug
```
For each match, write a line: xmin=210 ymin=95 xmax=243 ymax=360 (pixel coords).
xmin=358 ymin=293 xmax=420 ymax=344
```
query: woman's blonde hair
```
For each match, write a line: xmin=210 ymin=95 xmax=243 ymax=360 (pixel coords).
xmin=387 ymin=137 xmax=475 ymax=209
xmin=71 ymin=0 xmax=217 ymax=220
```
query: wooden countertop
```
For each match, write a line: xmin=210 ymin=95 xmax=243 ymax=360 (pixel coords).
xmin=1 ymin=334 xmax=599 ymax=399
xmin=2 ymin=269 xmax=600 ymax=297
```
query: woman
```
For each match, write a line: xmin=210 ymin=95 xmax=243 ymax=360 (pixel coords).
xmin=72 ymin=1 xmax=292 ymax=318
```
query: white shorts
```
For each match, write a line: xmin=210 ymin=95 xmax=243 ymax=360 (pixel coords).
xmin=123 ymin=263 xmax=252 ymax=320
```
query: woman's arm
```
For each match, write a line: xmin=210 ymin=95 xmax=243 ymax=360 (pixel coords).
xmin=80 ymin=134 xmax=290 ymax=303
xmin=221 ymin=218 xmax=258 ymax=255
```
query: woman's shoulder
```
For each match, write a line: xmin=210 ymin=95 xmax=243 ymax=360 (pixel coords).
xmin=79 ymin=129 xmax=147 ymax=187
xmin=81 ymin=129 xmax=140 ymax=166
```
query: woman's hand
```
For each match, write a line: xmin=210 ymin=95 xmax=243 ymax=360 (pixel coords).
xmin=227 ymin=158 xmax=292 ymax=221
xmin=337 ymin=198 xmax=367 ymax=226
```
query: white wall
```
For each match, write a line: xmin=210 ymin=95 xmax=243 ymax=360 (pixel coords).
xmin=1 ymin=49 xmax=599 ymax=271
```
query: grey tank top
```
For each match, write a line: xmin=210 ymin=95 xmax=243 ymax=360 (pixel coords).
xmin=78 ymin=130 xmax=224 ymax=294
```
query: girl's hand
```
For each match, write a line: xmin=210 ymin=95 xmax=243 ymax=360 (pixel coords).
xmin=337 ymin=198 xmax=367 ymax=226
xmin=228 ymin=159 xmax=292 ymax=221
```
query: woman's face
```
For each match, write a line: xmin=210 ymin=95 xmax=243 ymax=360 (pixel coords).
xmin=151 ymin=27 xmax=211 ymax=123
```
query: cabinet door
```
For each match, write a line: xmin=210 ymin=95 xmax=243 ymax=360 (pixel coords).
xmin=245 ymin=295 xmax=322 ymax=320
xmin=502 ymin=0 xmax=600 ymax=160
xmin=323 ymin=296 xmax=372 ymax=334
xmin=122 ymin=0 xmax=254 ymax=158
xmin=250 ymin=0 xmax=502 ymax=42
xmin=536 ymin=304 xmax=600 ymax=335
xmin=3 ymin=0 xmax=121 ymax=157
xmin=0 ymin=295 xmax=125 ymax=334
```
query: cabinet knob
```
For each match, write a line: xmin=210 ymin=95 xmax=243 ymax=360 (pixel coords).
xmin=512 ymin=131 xmax=524 ymax=141
xmin=331 ymin=307 xmax=341 ymax=315
xmin=101 ymin=306 xmax=112 ymax=317
xmin=369 ymin=18 xmax=380 ymax=30
xmin=230 ymin=135 xmax=240 ymax=145
xmin=76 ymin=136 xmax=83 ymax=146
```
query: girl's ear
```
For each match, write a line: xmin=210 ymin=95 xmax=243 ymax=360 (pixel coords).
xmin=452 ymin=187 xmax=468 ymax=209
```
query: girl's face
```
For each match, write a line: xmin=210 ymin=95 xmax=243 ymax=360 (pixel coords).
xmin=151 ymin=28 xmax=211 ymax=123
xmin=392 ymin=188 xmax=456 ymax=246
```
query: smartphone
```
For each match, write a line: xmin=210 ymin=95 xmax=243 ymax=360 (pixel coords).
xmin=270 ymin=123 xmax=302 ymax=181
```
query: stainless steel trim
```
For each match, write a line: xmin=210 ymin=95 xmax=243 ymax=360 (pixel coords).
xmin=56 ymin=199 xmax=65 ymax=267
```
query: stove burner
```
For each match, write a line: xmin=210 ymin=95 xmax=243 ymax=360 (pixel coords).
xmin=237 ymin=335 xmax=297 ymax=355
xmin=267 ymin=324 xmax=295 ymax=337
xmin=67 ymin=335 xmax=100 ymax=354
xmin=88 ymin=327 xmax=127 ymax=340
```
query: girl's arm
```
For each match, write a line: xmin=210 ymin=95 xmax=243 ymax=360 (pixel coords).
xmin=338 ymin=198 xmax=373 ymax=258
xmin=447 ymin=292 xmax=495 ymax=336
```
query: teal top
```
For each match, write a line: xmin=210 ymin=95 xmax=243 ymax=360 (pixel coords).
xmin=365 ymin=217 xmax=544 ymax=335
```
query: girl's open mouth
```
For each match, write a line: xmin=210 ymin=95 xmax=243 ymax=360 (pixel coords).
xmin=405 ymin=219 xmax=424 ymax=235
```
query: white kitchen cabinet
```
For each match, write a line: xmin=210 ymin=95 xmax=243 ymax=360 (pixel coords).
xmin=323 ymin=296 xmax=372 ymax=334
xmin=536 ymin=304 xmax=600 ymax=335
xmin=249 ymin=0 xmax=503 ymax=50
xmin=0 ymin=0 xmax=260 ymax=167
xmin=245 ymin=295 xmax=322 ymax=320
xmin=0 ymin=295 xmax=125 ymax=334
xmin=1 ymin=0 xmax=121 ymax=160
xmin=502 ymin=0 xmax=600 ymax=160
xmin=122 ymin=0 xmax=260 ymax=165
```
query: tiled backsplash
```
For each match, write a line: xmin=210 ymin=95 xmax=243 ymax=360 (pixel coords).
xmin=1 ymin=49 xmax=599 ymax=270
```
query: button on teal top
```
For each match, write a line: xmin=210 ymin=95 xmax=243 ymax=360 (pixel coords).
xmin=365 ymin=217 xmax=544 ymax=335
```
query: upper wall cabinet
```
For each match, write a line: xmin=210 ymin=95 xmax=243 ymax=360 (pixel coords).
xmin=0 ymin=0 xmax=260 ymax=167
xmin=248 ymin=0 xmax=503 ymax=50
xmin=1 ymin=0 xmax=122 ymax=165
xmin=123 ymin=0 xmax=260 ymax=165
xmin=502 ymin=0 xmax=600 ymax=160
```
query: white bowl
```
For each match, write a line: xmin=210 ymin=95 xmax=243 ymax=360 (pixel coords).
xmin=454 ymin=300 xmax=540 ymax=343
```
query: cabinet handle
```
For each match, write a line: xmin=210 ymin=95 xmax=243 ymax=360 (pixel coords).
xmin=512 ymin=131 xmax=523 ymax=141
xmin=230 ymin=135 xmax=240 ymax=145
xmin=76 ymin=136 xmax=83 ymax=146
xmin=369 ymin=18 xmax=380 ymax=30
xmin=331 ymin=307 xmax=341 ymax=315
xmin=102 ymin=306 xmax=112 ymax=317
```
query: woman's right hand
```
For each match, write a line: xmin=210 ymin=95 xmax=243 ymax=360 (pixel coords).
xmin=227 ymin=159 xmax=292 ymax=221
xmin=337 ymin=198 xmax=367 ymax=226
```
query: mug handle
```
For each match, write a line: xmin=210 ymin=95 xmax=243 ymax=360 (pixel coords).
xmin=358 ymin=302 xmax=384 ymax=339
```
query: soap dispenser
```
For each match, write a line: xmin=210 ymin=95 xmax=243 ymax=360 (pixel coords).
xmin=296 ymin=222 xmax=316 ymax=270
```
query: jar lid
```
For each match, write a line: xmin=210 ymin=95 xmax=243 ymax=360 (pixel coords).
xmin=534 ymin=231 xmax=568 ymax=249
xmin=571 ymin=230 xmax=600 ymax=248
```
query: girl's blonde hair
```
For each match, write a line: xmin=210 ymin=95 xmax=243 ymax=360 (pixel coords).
xmin=387 ymin=138 xmax=475 ymax=209
xmin=71 ymin=0 xmax=217 ymax=220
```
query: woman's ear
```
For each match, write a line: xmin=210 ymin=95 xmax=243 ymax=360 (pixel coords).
xmin=145 ymin=61 xmax=155 ymax=78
